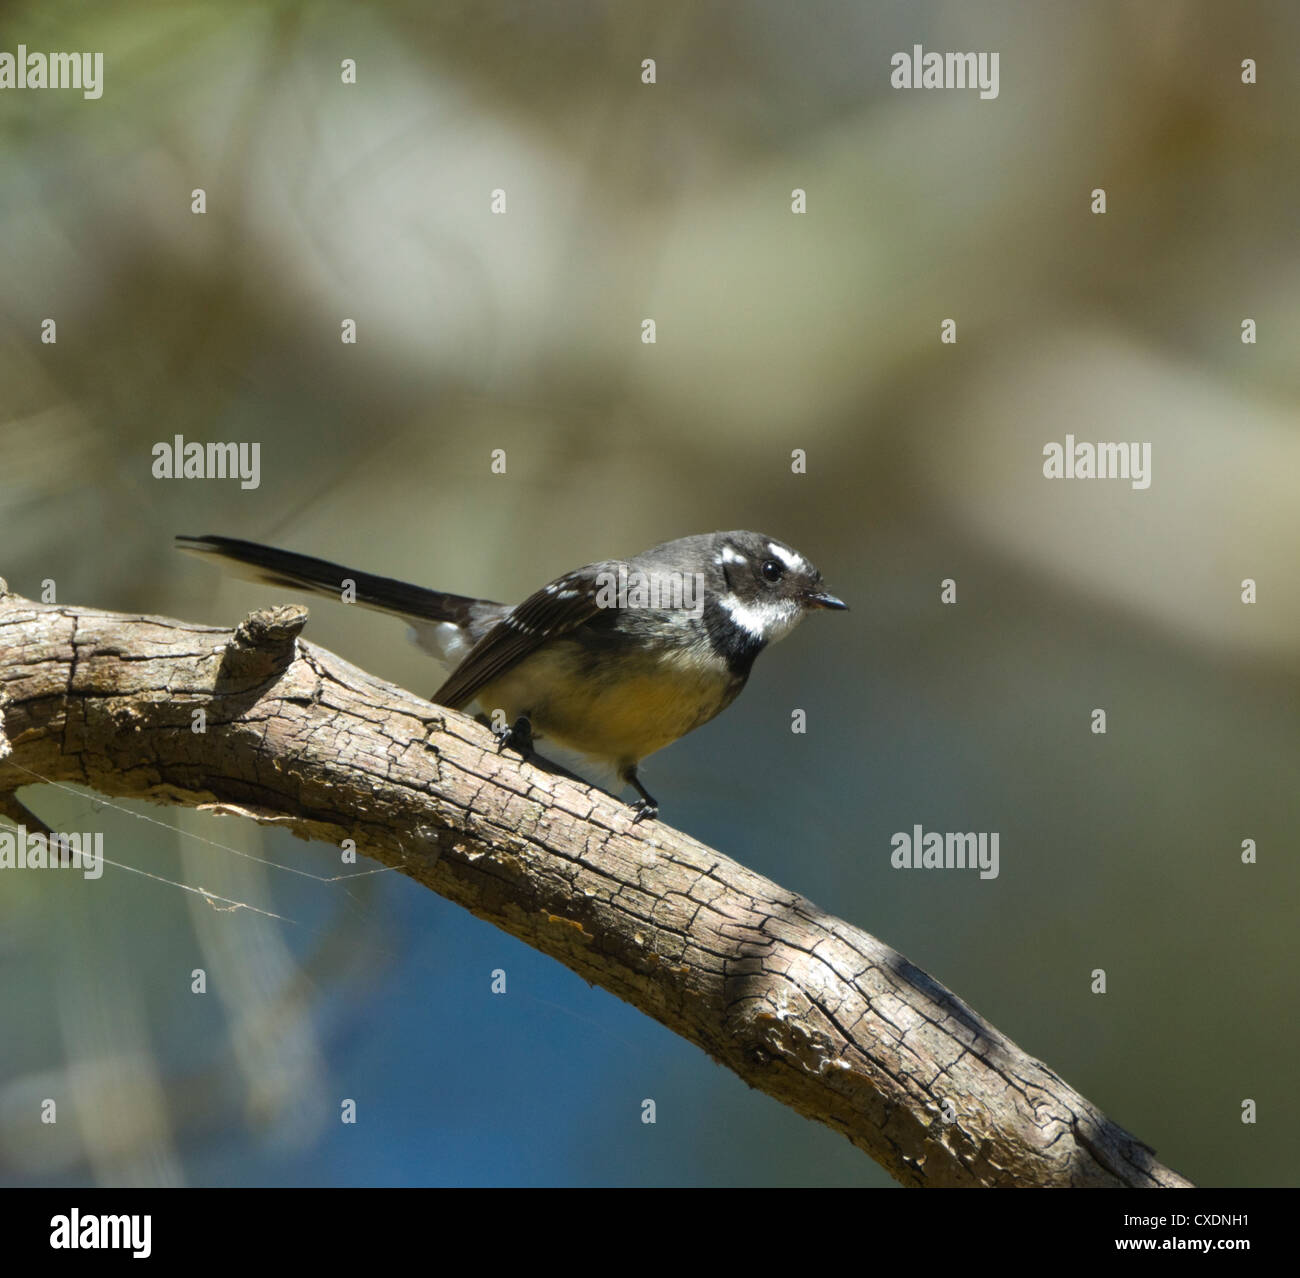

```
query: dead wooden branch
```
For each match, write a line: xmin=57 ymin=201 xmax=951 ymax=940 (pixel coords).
xmin=0 ymin=585 xmax=1192 ymax=1187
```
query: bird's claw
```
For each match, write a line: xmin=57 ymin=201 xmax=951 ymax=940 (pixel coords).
xmin=494 ymin=714 xmax=534 ymax=756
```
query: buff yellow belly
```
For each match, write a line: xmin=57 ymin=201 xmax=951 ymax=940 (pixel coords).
xmin=474 ymin=642 xmax=740 ymax=768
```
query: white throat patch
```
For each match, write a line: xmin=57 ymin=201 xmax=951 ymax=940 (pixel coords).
xmin=720 ymin=593 xmax=803 ymax=643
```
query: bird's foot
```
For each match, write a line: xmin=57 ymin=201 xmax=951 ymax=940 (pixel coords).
xmin=494 ymin=714 xmax=534 ymax=757
xmin=621 ymin=766 xmax=660 ymax=824
xmin=628 ymin=798 xmax=659 ymax=824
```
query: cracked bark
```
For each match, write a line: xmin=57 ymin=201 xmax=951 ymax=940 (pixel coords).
xmin=0 ymin=586 xmax=1193 ymax=1187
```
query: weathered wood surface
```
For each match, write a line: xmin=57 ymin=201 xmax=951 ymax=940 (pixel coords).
xmin=0 ymin=587 xmax=1192 ymax=1187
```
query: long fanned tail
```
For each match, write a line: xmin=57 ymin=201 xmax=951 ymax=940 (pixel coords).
xmin=175 ymin=534 xmax=487 ymax=625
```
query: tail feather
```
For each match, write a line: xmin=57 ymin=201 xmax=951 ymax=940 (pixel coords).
xmin=175 ymin=534 xmax=490 ymax=626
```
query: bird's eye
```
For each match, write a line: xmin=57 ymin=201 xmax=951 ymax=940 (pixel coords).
xmin=761 ymin=559 xmax=783 ymax=582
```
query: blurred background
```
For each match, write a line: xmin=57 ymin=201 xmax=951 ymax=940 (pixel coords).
xmin=1 ymin=0 xmax=1297 ymax=1187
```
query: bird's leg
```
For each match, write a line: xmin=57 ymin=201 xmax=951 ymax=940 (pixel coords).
xmin=494 ymin=712 xmax=534 ymax=757
xmin=619 ymin=763 xmax=659 ymax=824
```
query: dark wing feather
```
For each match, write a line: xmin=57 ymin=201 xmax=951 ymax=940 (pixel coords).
xmin=432 ymin=563 xmax=617 ymax=709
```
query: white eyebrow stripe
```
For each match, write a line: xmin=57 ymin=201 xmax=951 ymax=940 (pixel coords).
xmin=720 ymin=545 xmax=746 ymax=565
xmin=766 ymin=543 xmax=805 ymax=572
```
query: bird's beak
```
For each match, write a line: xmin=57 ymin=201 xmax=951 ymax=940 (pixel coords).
xmin=806 ymin=590 xmax=848 ymax=611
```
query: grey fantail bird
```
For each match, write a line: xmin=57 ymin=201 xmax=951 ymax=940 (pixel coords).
xmin=176 ymin=531 xmax=847 ymax=821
